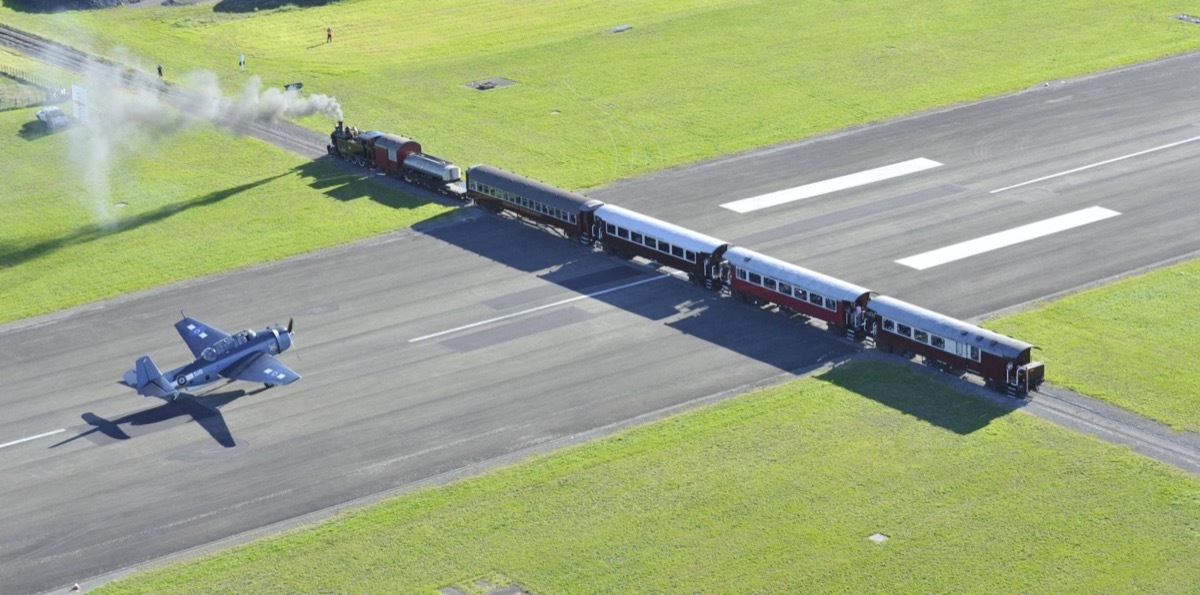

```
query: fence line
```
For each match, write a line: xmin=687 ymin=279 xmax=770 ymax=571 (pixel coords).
xmin=0 ymin=64 xmax=66 ymax=110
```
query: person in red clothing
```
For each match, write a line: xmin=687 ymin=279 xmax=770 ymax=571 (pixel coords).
xmin=326 ymin=27 xmax=332 ymax=43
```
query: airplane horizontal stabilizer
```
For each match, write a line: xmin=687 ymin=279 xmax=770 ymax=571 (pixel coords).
xmin=134 ymin=355 xmax=178 ymax=400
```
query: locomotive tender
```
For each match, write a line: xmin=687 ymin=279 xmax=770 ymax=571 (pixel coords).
xmin=333 ymin=122 xmax=1044 ymax=396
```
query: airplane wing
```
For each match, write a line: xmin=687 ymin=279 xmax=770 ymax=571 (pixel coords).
xmin=222 ymin=352 xmax=301 ymax=386
xmin=174 ymin=316 xmax=231 ymax=359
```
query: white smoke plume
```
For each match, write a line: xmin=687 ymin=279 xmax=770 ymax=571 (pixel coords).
xmin=62 ymin=57 xmax=342 ymax=228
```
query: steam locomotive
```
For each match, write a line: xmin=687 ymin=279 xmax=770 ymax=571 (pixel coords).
xmin=327 ymin=121 xmax=464 ymax=196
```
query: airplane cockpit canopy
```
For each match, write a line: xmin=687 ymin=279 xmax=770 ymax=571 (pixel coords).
xmin=201 ymin=332 xmax=252 ymax=362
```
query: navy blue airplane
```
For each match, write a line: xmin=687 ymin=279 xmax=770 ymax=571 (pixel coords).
xmin=122 ymin=316 xmax=300 ymax=400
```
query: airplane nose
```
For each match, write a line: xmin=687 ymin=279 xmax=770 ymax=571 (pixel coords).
xmin=276 ymin=330 xmax=293 ymax=353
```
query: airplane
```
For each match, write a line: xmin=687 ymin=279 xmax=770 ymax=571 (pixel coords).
xmin=122 ymin=315 xmax=301 ymax=401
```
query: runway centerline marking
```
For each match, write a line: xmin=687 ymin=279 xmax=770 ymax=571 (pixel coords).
xmin=896 ymin=206 xmax=1121 ymax=270
xmin=0 ymin=429 xmax=65 ymax=450
xmin=990 ymin=134 xmax=1200 ymax=193
xmin=721 ymin=157 xmax=943 ymax=213
xmin=409 ymin=274 xmax=671 ymax=343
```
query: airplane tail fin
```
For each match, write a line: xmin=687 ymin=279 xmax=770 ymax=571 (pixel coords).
xmin=133 ymin=355 xmax=178 ymax=400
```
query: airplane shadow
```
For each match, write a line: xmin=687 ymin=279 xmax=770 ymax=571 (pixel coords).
xmin=51 ymin=389 xmax=248 ymax=449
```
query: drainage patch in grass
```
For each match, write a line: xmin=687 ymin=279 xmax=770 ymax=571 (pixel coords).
xmin=114 ymin=201 xmax=128 ymax=208
xmin=465 ymin=77 xmax=518 ymax=91
xmin=440 ymin=577 xmax=530 ymax=594
xmin=868 ymin=533 xmax=890 ymax=543
xmin=1175 ymin=14 xmax=1200 ymax=25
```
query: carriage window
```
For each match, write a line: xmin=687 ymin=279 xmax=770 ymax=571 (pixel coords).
xmin=617 ymin=227 xmax=629 ymax=239
xmin=659 ymin=242 xmax=673 ymax=255
xmin=631 ymin=232 xmax=643 ymax=243
xmin=970 ymin=345 xmax=981 ymax=361
xmin=570 ymin=214 xmax=577 ymax=224
xmin=809 ymin=292 xmax=823 ymax=306
xmin=913 ymin=329 xmax=929 ymax=344
xmin=777 ymin=282 xmax=792 ymax=296
xmin=896 ymin=324 xmax=912 ymax=338
xmin=930 ymin=335 xmax=946 ymax=349
xmin=882 ymin=318 xmax=895 ymax=332
xmin=748 ymin=272 xmax=762 ymax=285
xmin=824 ymin=298 xmax=837 ymax=312
xmin=794 ymin=288 xmax=807 ymax=301
xmin=606 ymin=223 xmax=616 ymax=235
xmin=736 ymin=268 xmax=747 ymax=281
xmin=764 ymin=278 xmax=777 ymax=291
xmin=643 ymin=236 xmax=656 ymax=248
xmin=685 ymin=250 xmax=696 ymax=262
xmin=671 ymin=246 xmax=684 ymax=258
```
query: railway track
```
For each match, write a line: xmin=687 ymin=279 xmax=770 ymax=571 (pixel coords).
xmin=1025 ymin=388 xmax=1200 ymax=474
xmin=0 ymin=22 xmax=329 ymax=157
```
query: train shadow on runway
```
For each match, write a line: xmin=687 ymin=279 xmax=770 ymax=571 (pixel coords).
xmin=292 ymin=156 xmax=464 ymax=210
xmin=416 ymin=213 xmax=1011 ymax=434
xmin=416 ymin=213 xmax=853 ymax=378
xmin=50 ymin=389 xmax=248 ymax=449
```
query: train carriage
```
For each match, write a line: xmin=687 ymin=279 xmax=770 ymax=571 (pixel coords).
xmin=867 ymin=295 xmax=1044 ymax=395
xmin=466 ymin=165 xmax=600 ymax=238
xmin=592 ymin=205 xmax=729 ymax=288
xmin=723 ymin=246 xmax=871 ymax=332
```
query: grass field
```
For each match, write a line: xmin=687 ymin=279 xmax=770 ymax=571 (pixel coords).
xmin=95 ymin=360 xmax=1200 ymax=594
xmin=0 ymin=106 xmax=450 ymax=324
xmin=1 ymin=1 xmax=1198 ymax=189
xmin=988 ymin=258 xmax=1200 ymax=433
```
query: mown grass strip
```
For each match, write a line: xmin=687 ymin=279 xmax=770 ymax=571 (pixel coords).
xmin=988 ymin=257 xmax=1200 ymax=433
xmin=2 ymin=1 xmax=1199 ymax=189
xmin=96 ymin=361 xmax=1200 ymax=594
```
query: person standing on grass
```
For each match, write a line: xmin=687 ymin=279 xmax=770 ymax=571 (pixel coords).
xmin=239 ymin=53 xmax=245 ymax=71
xmin=327 ymin=27 xmax=333 ymax=43
xmin=157 ymin=64 xmax=162 ymax=78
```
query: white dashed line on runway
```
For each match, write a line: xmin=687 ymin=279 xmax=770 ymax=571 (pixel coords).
xmin=0 ymin=429 xmax=65 ymax=450
xmin=409 ymin=274 xmax=671 ymax=343
xmin=895 ymin=206 xmax=1122 ymax=270
xmin=721 ymin=157 xmax=943 ymax=213
xmin=990 ymin=134 xmax=1200 ymax=193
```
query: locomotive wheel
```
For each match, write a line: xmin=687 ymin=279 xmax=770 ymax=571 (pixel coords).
xmin=342 ymin=153 xmax=350 ymax=162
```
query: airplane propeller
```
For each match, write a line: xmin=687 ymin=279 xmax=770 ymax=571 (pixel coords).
xmin=286 ymin=317 xmax=294 ymax=334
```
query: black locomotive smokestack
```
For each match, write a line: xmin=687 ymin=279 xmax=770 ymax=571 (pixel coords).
xmin=337 ymin=120 xmax=343 ymax=131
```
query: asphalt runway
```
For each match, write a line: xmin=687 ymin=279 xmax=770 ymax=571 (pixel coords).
xmin=5 ymin=52 xmax=1200 ymax=594
xmin=592 ymin=51 xmax=1200 ymax=319
xmin=0 ymin=214 xmax=851 ymax=594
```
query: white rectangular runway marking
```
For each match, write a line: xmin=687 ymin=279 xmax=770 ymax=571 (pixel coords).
xmin=0 ymin=429 xmax=64 ymax=450
xmin=896 ymin=206 xmax=1121 ymax=270
xmin=721 ymin=157 xmax=943 ymax=213
xmin=409 ymin=274 xmax=670 ymax=343
xmin=990 ymin=134 xmax=1200 ymax=193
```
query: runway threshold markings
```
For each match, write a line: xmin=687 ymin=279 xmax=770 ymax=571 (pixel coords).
xmin=990 ymin=134 xmax=1200 ymax=193
xmin=409 ymin=274 xmax=671 ymax=343
xmin=895 ymin=206 xmax=1121 ymax=271
xmin=0 ymin=428 xmax=65 ymax=450
xmin=720 ymin=157 xmax=943 ymax=213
